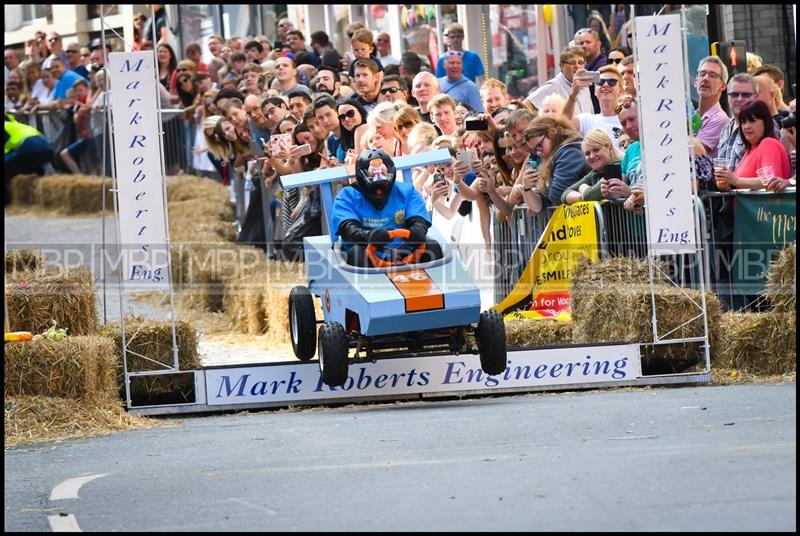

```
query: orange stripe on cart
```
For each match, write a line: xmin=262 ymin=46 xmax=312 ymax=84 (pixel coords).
xmin=387 ymin=270 xmax=445 ymax=313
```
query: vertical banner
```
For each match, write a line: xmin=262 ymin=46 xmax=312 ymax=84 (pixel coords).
xmin=108 ymin=52 xmax=171 ymax=290
xmin=636 ymin=14 xmax=697 ymax=255
xmin=493 ymin=202 xmax=600 ymax=318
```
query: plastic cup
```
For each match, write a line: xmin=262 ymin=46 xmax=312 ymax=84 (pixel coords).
xmin=756 ymin=165 xmax=774 ymax=186
xmin=713 ymin=158 xmax=731 ymax=190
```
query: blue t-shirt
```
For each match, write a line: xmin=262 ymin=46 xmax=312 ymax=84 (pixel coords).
xmin=438 ymin=75 xmax=484 ymax=112
xmin=332 ymin=181 xmax=430 ymax=252
xmin=53 ymin=70 xmax=86 ymax=100
xmin=435 ymin=51 xmax=485 ymax=83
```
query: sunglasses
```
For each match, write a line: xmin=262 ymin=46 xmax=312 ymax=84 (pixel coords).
xmin=608 ymin=57 xmax=623 ymax=64
xmin=614 ymin=98 xmax=635 ymax=114
xmin=728 ymin=91 xmax=754 ymax=99
xmin=446 ymin=50 xmax=464 ymax=57
xmin=380 ymin=87 xmax=401 ymax=95
xmin=562 ymin=59 xmax=586 ymax=66
xmin=48 ymin=37 xmax=59 ymax=43
xmin=597 ymin=78 xmax=619 ymax=87
xmin=338 ymin=109 xmax=357 ymax=121
xmin=397 ymin=121 xmax=414 ymax=129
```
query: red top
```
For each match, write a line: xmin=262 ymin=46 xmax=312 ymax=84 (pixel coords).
xmin=735 ymin=136 xmax=791 ymax=180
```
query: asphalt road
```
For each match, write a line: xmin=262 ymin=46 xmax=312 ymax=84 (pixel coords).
xmin=4 ymin=383 xmax=796 ymax=532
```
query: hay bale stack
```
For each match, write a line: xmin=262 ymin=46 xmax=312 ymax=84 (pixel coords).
xmin=765 ymin=243 xmax=796 ymax=313
xmin=9 ymin=174 xmax=41 ymax=205
xmin=36 ymin=174 xmax=113 ymax=214
xmin=99 ymin=318 xmax=200 ymax=373
xmin=5 ymin=266 xmax=97 ymax=335
xmin=5 ymin=248 xmax=47 ymax=274
xmin=4 ymin=396 xmax=159 ymax=447
xmin=571 ymin=256 xmax=722 ymax=373
xmin=166 ymin=174 xmax=230 ymax=204
xmin=714 ymin=310 xmax=796 ymax=375
xmin=168 ymin=198 xmax=236 ymax=241
xmin=4 ymin=336 xmax=119 ymax=402
xmin=222 ymin=273 xmax=270 ymax=335
xmin=504 ymin=317 xmax=574 ymax=348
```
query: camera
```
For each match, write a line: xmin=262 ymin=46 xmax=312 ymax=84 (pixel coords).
xmin=465 ymin=118 xmax=488 ymax=131
xmin=780 ymin=112 xmax=796 ymax=130
xmin=433 ymin=169 xmax=445 ymax=183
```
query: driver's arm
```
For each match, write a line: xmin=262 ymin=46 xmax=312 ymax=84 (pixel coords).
xmin=404 ymin=216 xmax=430 ymax=246
xmin=338 ymin=220 xmax=390 ymax=245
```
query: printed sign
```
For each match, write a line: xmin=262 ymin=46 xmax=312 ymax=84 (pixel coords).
xmin=493 ymin=202 xmax=600 ymax=318
xmin=108 ymin=51 xmax=171 ymax=289
xmin=205 ymin=344 xmax=641 ymax=405
xmin=636 ymin=14 xmax=697 ymax=255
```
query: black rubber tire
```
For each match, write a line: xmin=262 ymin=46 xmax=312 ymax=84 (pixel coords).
xmin=476 ymin=310 xmax=508 ymax=375
xmin=318 ymin=321 xmax=349 ymax=387
xmin=289 ymin=286 xmax=317 ymax=361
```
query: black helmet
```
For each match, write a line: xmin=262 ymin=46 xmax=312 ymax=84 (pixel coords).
xmin=354 ymin=148 xmax=396 ymax=210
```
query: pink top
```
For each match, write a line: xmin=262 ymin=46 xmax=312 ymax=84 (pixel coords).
xmin=735 ymin=136 xmax=791 ymax=180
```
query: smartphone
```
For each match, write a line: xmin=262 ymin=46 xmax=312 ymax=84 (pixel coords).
xmin=579 ymin=70 xmax=600 ymax=83
xmin=295 ymin=143 xmax=312 ymax=156
xmin=433 ymin=170 xmax=446 ymax=183
xmin=465 ymin=118 xmax=489 ymax=131
xmin=527 ymin=155 xmax=541 ymax=170
xmin=603 ymin=163 xmax=622 ymax=180
xmin=456 ymin=148 xmax=477 ymax=169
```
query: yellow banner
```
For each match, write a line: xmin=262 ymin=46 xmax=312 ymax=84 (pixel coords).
xmin=493 ymin=202 xmax=599 ymax=319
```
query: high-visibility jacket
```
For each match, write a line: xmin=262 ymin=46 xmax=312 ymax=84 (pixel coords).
xmin=5 ymin=117 xmax=45 ymax=155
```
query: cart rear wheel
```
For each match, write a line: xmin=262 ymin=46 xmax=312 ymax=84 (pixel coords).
xmin=318 ymin=321 xmax=349 ymax=387
xmin=289 ymin=286 xmax=316 ymax=361
xmin=476 ymin=310 xmax=507 ymax=375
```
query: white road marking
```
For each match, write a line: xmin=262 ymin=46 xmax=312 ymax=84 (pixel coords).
xmin=226 ymin=498 xmax=278 ymax=515
xmin=48 ymin=514 xmax=82 ymax=532
xmin=49 ymin=473 xmax=109 ymax=501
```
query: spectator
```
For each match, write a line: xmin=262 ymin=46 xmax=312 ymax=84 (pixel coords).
xmin=586 ymin=12 xmax=612 ymax=56
xmin=694 ymin=55 xmax=730 ymax=156
xmin=312 ymin=95 xmax=343 ymax=162
xmin=504 ymin=108 xmax=534 ymax=151
xmin=753 ymin=65 xmax=791 ymax=119
xmin=340 ymin=21 xmax=366 ymax=72
xmin=522 ymin=116 xmax=591 ymax=209
xmin=5 ymin=81 xmax=23 ymax=111
xmin=429 ymin=94 xmax=459 ymax=136
xmin=540 ymin=93 xmax=566 ymax=118
xmin=411 ymin=71 xmax=440 ymax=124
xmin=262 ymin=96 xmax=289 ymax=133
xmin=240 ymin=63 xmax=264 ymax=96
xmin=620 ymin=55 xmax=636 ymax=98
xmin=364 ymin=100 xmax=405 ymax=157
xmin=379 ymin=74 xmax=410 ymax=104
xmin=607 ymin=46 xmax=631 ymax=67
xmin=64 ymin=42 xmax=89 ymax=79
xmin=286 ymin=30 xmax=320 ymax=67
xmin=714 ymin=100 xmax=790 ymax=192
xmin=25 ymin=67 xmax=56 ymax=112
xmin=207 ymin=34 xmax=224 ymax=59
xmin=480 ymin=78 xmax=510 ymax=116
xmin=746 ymin=52 xmax=763 ymax=75
xmin=156 ymin=43 xmax=177 ymax=89
xmin=436 ymin=23 xmax=485 ymax=86
xmin=245 ymin=40 xmax=266 ymax=64
xmin=59 ymin=78 xmax=93 ymax=174
xmin=42 ymin=32 xmax=67 ymax=69
xmin=310 ymin=31 xmax=334 ymax=60
xmin=274 ymin=56 xmax=308 ymax=97
xmin=376 ymin=32 xmax=399 ymax=67
xmin=393 ymin=104 xmax=422 ymax=156
xmin=142 ymin=4 xmax=172 ymax=46
xmin=312 ymin=65 xmax=341 ymax=98
xmin=438 ymin=51 xmax=484 ymax=113
xmin=26 ymin=35 xmax=50 ymax=65
xmin=348 ymin=29 xmax=383 ymax=78
xmin=48 ymin=57 xmax=84 ymax=104
xmin=717 ymin=73 xmax=760 ymax=171
xmin=561 ymin=129 xmax=623 ymax=204
xmin=185 ymin=42 xmax=208 ymax=72
xmin=169 ymin=59 xmax=198 ymax=104
xmin=573 ymin=28 xmax=607 ymax=113
xmin=338 ymin=100 xmax=368 ymax=162
xmin=287 ymin=90 xmax=311 ymax=122
xmin=528 ymin=46 xmax=593 ymax=116
xmin=564 ymin=65 xmax=624 ymax=150
xmin=348 ymin=58 xmax=383 ymax=113
xmin=242 ymin=94 xmax=271 ymax=145
xmin=5 ymin=47 xmax=20 ymax=73
xmin=274 ymin=18 xmax=295 ymax=50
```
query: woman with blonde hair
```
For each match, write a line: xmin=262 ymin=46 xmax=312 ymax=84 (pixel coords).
xmin=393 ymin=105 xmax=422 ymax=156
xmin=365 ymin=100 xmax=406 ymax=156
xmin=561 ymin=129 xmax=622 ymax=204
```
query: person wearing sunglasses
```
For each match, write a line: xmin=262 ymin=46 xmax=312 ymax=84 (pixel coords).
xmin=607 ymin=46 xmax=631 ymax=68
xmin=337 ymin=100 xmax=368 ymax=163
xmin=716 ymin=73 xmax=761 ymax=171
xmin=438 ymin=50 xmax=484 ymax=114
xmin=527 ymin=45 xmax=593 ymax=116
xmin=435 ymin=23 xmax=486 ymax=86
xmin=41 ymin=33 xmax=66 ymax=70
xmin=564 ymin=65 xmax=625 ymax=150
xmin=378 ymin=75 xmax=409 ymax=104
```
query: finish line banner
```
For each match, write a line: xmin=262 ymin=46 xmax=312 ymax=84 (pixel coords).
xmin=205 ymin=344 xmax=641 ymax=406
xmin=108 ymin=51 xmax=171 ymax=290
xmin=493 ymin=202 xmax=600 ymax=319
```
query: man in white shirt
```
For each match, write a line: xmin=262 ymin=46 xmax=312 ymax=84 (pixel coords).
xmin=527 ymin=46 xmax=593 ymax=116
xmin=376 ymin=32 xmax=399 ymax=67
xmin=563 ymin=65 xmax=624 ymax=150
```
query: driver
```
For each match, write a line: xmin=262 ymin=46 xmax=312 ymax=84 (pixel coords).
xmin=332 ymin=148 xmax=443 ymax=267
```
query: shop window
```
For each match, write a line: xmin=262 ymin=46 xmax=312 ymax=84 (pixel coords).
xmin=399 ymin=5 xmax=441 ymax=73
xmin=489 ymin=5 xmax=540 ymax=98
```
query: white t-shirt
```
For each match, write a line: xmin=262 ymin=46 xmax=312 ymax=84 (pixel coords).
xmin=30 ymin=79 xmax=53 ymax=105
xmin=577 ymin=113 xmax=624 ymax=150
xmin=528 ymin=73 xmax=594 ymax=116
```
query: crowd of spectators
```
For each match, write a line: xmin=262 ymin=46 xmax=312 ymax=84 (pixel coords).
xmin=4 ymin=10 xmax=796 ymax=263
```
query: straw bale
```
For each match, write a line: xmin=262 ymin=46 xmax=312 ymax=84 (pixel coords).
xmin=35 ymin=174 xmax=114 ymax=214
xmin=4 ymin=336 xmax=119 ymax=402
xmin=714 ymin=310 xmax=796 ymax=375
xmin=4 ymin=395 xmax=164 ymax=447
xmin=99 ymin=318 xmax=200 ymax=374
xmin=168 ymin=198 xmax=236 ymax=242
xmin=166 ymin=174 xmax=230 ymax=204
xmin=222 ymin=274 xmax=270 ymax=335
xmin=5 ymin=266 xmax=97 ymax=335
xmin=5 ymin=248 xmax=47 ymax=274
xmin=504 ymin=317 xmax=574 ymax=348
xmin=571 ymin=255 xmax=670 ymax=290
xmin=764 ymin=243 xmax=796 ymax=313
xmin=9 ymin=174 xmax=41 ymax=205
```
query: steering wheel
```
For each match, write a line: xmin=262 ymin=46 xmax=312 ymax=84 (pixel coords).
xmin=366 ymin=228 xmax=427 ymax=268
